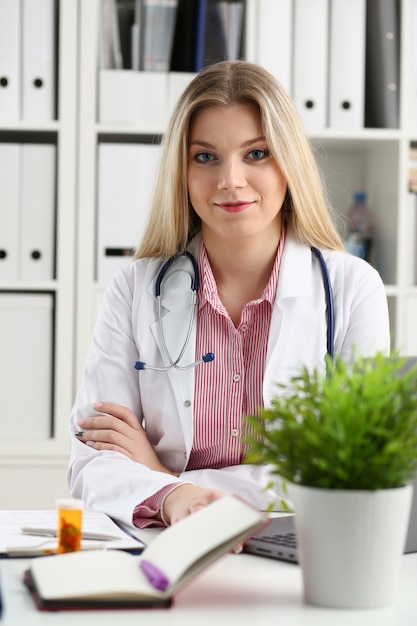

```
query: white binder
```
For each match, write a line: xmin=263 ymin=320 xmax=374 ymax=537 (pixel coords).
xmin=0 ymin=144 xmax=20 ymax=281
xmin=293 ymin=0 xmax=329 ymax=129
xmin=20 ymin=144 xmax=56 ymax=281
xmin=22 ymin=0 xmax=55 ymax=120
xmin=256 ymin=0 xmax=293 ymax=94
xmin=329 ymin=0 xmax=366 ymax=129
xmin=0 ymin=293 xmax=53 ymax=440
xmin=0 ymin=0 xmax=20 ymax=120
xmin=97 ymin=143 xmax=162 ymax=284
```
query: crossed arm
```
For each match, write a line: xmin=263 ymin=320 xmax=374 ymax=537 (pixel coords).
xmin=74 ymin=402 xmax=226 ymax=526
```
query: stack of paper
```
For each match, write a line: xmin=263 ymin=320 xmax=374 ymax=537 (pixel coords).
xmin=0 ymin=510 xmax=145 ymax=557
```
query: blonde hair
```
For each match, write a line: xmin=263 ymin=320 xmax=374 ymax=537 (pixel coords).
xmin=135 ymin=60 xmax=344 ymax=259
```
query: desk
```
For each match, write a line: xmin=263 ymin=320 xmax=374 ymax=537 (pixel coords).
xmin=1 ymin=552 xmax=417 ymax=626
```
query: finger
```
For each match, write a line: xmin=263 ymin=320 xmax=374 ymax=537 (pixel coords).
xmin=84 ymin=439 xmax=135 ymax=460
xmin=77 ymin=426 xmax=137 ymax=457
xmin=77 ymin=414 xmax=137 ymax=437
xmin=189 ymin=501 xmax=205 ymax=514
xmin=185 ymin=491 xmax=225 ymax=517
xmin=91 ymin=402 xmax=140 ymax=428
xmin=199 ymin=490 xmax=225 ymax=506
xmin=232 ymin=542 xmax=243 ymax=554
xmin=76 ymin=427 xmax=131 ymax=450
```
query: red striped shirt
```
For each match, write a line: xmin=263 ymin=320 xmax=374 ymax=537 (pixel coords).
xmin=189 ymin=234 xmax=284 ymax=469
xmin=133 ymin=231 xmax=285 ymax=526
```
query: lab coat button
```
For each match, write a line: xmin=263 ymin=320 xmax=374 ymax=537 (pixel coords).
xmin=183 ymin=400 xmax=191 ymax=407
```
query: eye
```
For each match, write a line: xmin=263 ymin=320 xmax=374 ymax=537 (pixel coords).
xmin=247 ymin=148 xmax=270 ymax=161
xmin=195 ymin=152 xmax=216 ymax=163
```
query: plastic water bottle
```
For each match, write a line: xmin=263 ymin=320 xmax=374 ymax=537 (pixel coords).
xmin=345 ymin=192 xmax=375 ymax=261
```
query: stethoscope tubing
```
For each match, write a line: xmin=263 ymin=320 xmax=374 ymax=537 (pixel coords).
xmin=311 ymin=246 xmax=335 ymax=360
xmin=155 ymin=251 xmax=199 ymax=297
xmin=134 ymin=247 xmax=335 ymax=371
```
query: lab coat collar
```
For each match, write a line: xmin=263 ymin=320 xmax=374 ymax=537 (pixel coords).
xmin=146 ymin=230 xmax=315 ymax=307
xmin=277 ymin=231 xmax=313 ymax=299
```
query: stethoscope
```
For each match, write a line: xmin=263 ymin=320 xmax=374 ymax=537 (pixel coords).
xmin=134 ymin=247 xmax=334 ymax=372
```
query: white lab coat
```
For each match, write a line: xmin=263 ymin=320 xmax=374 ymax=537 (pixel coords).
xmin=68 ymin=232 xmax=390 ymax=526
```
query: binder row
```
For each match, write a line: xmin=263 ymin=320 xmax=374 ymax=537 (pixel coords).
xmin=98 ymin=0 xmax=401 ymax=131
xmin=100 ymin=0 xmax=244 ymax=75
xmin=0 ymin=143 xmax=56 ymax=282
xmin=256 ymin=0 xmax=400 ymax=131
xmin=0 ymin=0 xmax=56 ymax=122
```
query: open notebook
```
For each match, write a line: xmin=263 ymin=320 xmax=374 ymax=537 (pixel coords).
xmin=23 ymin=497 xmax=267 ymax=611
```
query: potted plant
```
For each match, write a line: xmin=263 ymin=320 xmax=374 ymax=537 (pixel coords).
xmin=245 ymin=352 xmax=417 ymax=609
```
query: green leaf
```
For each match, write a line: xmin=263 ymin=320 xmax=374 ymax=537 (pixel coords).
xmin=244 ymin=352 xmax=417 ymax=490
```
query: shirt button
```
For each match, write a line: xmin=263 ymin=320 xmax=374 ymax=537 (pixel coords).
xmin=240 ymin=323 xmax=248 ymax=332
xmin=183 ymin=400 xmax=191 ymax=407
xmin=231 ymin=429 xmax=239 ymax=437
xmin=233 ymin=373 xmax=241 ymax=382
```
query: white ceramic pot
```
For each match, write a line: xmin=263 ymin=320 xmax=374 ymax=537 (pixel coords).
xmin=288 ymin=483 xmax=413 ymax=609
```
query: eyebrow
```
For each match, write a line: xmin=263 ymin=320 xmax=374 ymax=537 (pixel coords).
xmin=189 ymin=136 xmax=266 ymax=149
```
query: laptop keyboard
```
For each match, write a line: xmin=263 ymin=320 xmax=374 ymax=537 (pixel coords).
xmin=245 ymin=523 xmax=299 ymax=562
xmin=252 ymin=532 xmax=297 ymax=549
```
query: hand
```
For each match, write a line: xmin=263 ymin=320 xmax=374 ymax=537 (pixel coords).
xmin=161 ymin=485 xmax=243 ymax=553
xmin=75 ymin=402 xmax=177 ymax=476
xmin=161 ymin=484 xmax=226 ymax=525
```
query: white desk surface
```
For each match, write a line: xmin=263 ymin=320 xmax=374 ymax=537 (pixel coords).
xmin=1 ymin=549 xmax=416 ymax=626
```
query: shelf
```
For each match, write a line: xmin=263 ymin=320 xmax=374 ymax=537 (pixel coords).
xmin=309 ymin=130 xmax=402 ymax=150
xmin=0 ymin=121 xmax=60 ymax=133
xmin=0 ymin=281 xmax=58 ymax=291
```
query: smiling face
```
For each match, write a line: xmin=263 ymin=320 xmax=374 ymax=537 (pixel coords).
xmin=187 ymin=103 xmax=287 ymax=248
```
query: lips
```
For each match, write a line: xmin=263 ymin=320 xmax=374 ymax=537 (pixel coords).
xmin=216 ymin=201 xmax=254 ymax=213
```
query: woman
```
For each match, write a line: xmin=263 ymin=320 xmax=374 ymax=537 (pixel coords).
xmin=69 ymin=61 xmax=390 ymax=528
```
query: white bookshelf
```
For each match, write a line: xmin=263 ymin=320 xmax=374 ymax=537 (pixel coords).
xmin=0 ymin=0 xmax=78 ymax=506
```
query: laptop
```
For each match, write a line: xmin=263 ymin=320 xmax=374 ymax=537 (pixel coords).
xmin=244 ymin=356 xmax=417 ymax=564
xmin=244 ymin=475 xmax=417 ymax=563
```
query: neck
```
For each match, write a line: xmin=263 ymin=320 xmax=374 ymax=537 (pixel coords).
xmin=202 ymin=228 xmax=282 ymax=325
xmin=202 ymin=227 xmax=281 ymax=283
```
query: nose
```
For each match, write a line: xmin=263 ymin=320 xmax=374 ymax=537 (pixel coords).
xmin=217 ymin=157 xmax=246 ymax=190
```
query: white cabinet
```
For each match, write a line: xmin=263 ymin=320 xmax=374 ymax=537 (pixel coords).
xmin=0 ymin=0 xmax=77 ymax=506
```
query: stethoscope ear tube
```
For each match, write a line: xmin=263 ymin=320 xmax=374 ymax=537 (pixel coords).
xmin=155 ymin=251 xmax=199 ymax=297
xmin=135 ymin=247 xmax=335 ymax=372
xmin=311 ymin=247 xmax=335 ymax=360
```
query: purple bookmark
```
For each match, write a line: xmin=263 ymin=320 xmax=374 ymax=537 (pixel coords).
xmin=140 ymin=559 xmax=170 ymax=592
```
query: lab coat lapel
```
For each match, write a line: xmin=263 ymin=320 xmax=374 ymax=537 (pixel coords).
xmin=264 ymin=236 xmax=314 ymax=404
xmin=148 ymin=255 xmax=197 ymax=451
xmin=148 ymin=254 xmax=197 ymax=366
